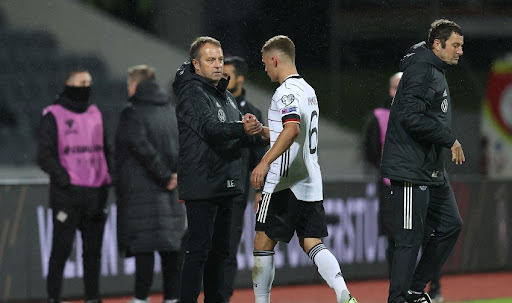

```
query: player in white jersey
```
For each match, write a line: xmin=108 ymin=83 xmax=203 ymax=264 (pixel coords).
xmin=249 ymin=35 xmax=357 ymax=303
xmin=261 ymin=74 xmax=323 ymax=201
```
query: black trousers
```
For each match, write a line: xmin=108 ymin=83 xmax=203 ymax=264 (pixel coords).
xmin=180 ymin=197 xmax=234 ymax=303
xmin=47 ymin=188 xmax=108 ymax=301
xmin=386 ymin=228 xmax=443 ymax=292
xmin=224 ymin=194 xmax=247 ymax=301
xmin=388 ymin=179 xmax=462 ymax=303
xmin=134 ymin=251 xmax=183 ymax=300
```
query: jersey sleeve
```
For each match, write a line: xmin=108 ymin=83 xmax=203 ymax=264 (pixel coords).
xmin=275 ymin=89 xmax=301 ymax=125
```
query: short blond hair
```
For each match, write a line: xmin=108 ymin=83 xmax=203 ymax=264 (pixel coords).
xmin=189 ymin=36 xmax=222 ymax=61
xmin=127 ymin=65 xmax=156 ymax=83
xmin=261 ymin=35 xmax=295 ymax=63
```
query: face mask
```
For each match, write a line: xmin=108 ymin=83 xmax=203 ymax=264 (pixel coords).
xmin=62 ymin=86 xmax=91 ymax=102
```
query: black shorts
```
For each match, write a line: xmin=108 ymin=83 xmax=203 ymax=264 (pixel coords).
xmin=255 ymin=188 xmax=328 ymax=243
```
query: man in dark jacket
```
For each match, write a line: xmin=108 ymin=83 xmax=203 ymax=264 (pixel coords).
xmin=381 ymin=19 xmax=465 ymax=303
xmin=38 ymin=68 xmax=111 ymax=303
xmin=115 ymin=65 xmax=186 ymax=303
xmin=172 ymin=36 xmax=262 ymax=303
xmin=222 ymin=56 xmax=267 ymax=302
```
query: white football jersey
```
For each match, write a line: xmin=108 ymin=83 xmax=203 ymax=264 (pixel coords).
xmin=263 ymin=74 xmax=323 ymax=201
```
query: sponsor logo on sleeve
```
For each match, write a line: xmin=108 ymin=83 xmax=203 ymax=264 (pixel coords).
xmin=281 ymin=106 xmax=298 ymax=115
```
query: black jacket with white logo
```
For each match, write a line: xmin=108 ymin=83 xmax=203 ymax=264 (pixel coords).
xmin=381 ymin=42 xmax=457 ymax=185
xmin=172 ymin=61 xmax=247 ymax=200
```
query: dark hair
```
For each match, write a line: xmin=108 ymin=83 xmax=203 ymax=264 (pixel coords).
xmin=127 ymin=64 xmax=156 ymax=82
xmin=189 ymin=36 xmax=222 ymax=61
xmin=224 ymin=56 xmax=248 ymax=77
xmin=65 ymin=68 xmax=89 ymax=82
xmin=427 ymin=19 xmax=463 ymax=50
xmin=261 ymin=35 xmax=295 ymax=63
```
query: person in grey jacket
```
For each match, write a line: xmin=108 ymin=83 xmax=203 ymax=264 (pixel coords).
xmin=115 ymin=65 xmax=186 ymax=303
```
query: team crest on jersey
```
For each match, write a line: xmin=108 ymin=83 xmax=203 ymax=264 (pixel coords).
xmin=281 ymin=94 xmax=295 ymax=106
xmin=441 ymin=99 xmax=448 ymax=113
xmin=282 ymin=107 xmax=297 ymax=114
xmin=177 ymin=61 xmax=190 ymax=75
xmin=218 ymin=109 xmax=226 ymax=122
xmin=227 ymin=97 xmax=237 ymax=109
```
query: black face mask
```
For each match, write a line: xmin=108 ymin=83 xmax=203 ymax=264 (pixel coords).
xmin=62 ymin=85 xmax=91 ymax=102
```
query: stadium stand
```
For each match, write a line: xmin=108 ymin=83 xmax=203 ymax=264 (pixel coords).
xmin=0 ymin=17 xmax=126 ymax=165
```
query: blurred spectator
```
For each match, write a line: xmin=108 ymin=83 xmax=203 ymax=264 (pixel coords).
xmin=363 ymin=71 xmax=402 ymax=274
xmin=222 ymin=56 xmax=267 ymax=302
xmin=172 ymin=37 xmax=262 ymax=303
xmin=37 ymin=68 xmax=112 ymax=303
xmin=115 ymin=65 xmax=186 ymax=303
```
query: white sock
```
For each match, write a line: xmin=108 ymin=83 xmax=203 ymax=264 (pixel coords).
xmin=253 ymin=250 xmax=275 ymax=303
xmin=309 ymin=243 xmax=350 ymax=303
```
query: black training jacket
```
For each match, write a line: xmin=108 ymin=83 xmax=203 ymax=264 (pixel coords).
xmin=381 ymin=42 xmax=457 ymax=186
xmin=172 ymin=61 xmax=247 ymax=200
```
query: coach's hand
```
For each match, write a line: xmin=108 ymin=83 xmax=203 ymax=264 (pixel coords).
xmin=451 ymin=139 xmax=465 ymax=165
xmin=242 ymin=113 xmax=263 ymax=135
xmin=251 ymin=161 xmax=269 ymax=190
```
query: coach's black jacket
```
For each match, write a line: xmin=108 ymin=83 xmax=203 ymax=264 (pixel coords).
xmin=381 ymin=42 xmax=457 ymax=186
xmin=172 ymin=61 xmax=247 ymax=200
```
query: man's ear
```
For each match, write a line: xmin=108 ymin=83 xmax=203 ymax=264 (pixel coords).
xmin=273 ymin=56 xmax=278 ymax=68
xmin=433 ymin=39 xmax=441 ymax=51
xmin=192 ymin=58 xmax=200 ymax=72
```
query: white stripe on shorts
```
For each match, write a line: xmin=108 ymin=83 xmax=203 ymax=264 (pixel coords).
xmin=403 ymin=182 xmax=412 ymax=229
xmin=257 ymin=193 xmax=271 ymax=223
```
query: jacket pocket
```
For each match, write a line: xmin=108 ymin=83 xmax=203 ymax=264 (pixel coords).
xmin=421 ymin=145 xmax=437 ymax=172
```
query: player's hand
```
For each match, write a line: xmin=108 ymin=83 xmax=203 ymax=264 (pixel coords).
xmin=242 ymin=113 xmax=258 ymax=123
xmin=242 ymin=113 xmax=263 ymax=135
xmin=254 ymin=191 xmax=262 ymax=213
xmin=451 ymin=139 xmax=465 ymax=165
xmin=166 ymin=173 xmax=178 ymax=191
xmin=251 ymin=161 xmax=269 ymax=190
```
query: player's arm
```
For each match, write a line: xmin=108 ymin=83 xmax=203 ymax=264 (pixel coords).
xmin=251 ymin=122 xmax=299 ymax=190
xmin=258 ymin=126 xmax=270 ymax=144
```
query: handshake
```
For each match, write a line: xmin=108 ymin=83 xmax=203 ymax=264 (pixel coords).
xmin=242 ymin=113 xmax=263 ymax=135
